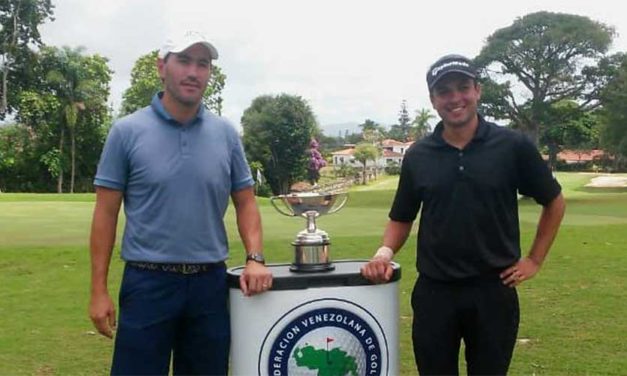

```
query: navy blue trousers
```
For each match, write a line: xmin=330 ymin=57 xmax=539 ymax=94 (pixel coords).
xmin=412 ymin=274 xmax=519 ymax=376
xmin=111 ymin=264 xmax=230 ymax=375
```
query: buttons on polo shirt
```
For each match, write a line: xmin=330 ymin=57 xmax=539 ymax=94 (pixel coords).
xmin=180 ymin=129 xmax=190 ymax=156
xmin=457 ymin=150 xmax=465 ymax=173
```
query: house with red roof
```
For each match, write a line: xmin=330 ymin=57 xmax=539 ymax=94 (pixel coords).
xmin=331 ymin=139 xmax=414 ymax=168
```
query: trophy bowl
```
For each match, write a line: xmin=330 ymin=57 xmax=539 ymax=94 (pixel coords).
xmin=270 ymin=191 xmax=348 ymax=272
xmin=270 ymin=191 xmax=347 ymax=217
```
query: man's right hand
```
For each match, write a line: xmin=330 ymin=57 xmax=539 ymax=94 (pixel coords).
xmin=360 ymin=258 xmax=394 ymax=284
xmin=89 ymin=292 xmax=116 ymax=339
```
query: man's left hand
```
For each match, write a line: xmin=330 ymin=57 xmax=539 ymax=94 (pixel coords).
xmin=240 ymin=262 xmax=273 ymax=296
xmin=500 ymin=257 xmax=541 ymax=288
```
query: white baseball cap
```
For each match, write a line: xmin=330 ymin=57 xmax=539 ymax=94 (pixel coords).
xmin=158 ymin=31 xmax=219 ymax=60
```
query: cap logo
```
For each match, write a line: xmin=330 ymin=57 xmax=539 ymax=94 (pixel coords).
xmin=431 ymin=60 xmax=470 ymax=77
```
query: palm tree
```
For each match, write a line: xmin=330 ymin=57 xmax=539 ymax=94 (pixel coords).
xmin=412 ymin=108 xmax=436 ymax=140
xmin=45 ymin=46 xmax=106 ymax=193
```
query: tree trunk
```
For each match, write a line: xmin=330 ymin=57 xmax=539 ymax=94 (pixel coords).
xmin=522 ymin=121 xmax=540 ymax=146
xmin=70 ymin=128 xmax=75 ymax=193
xmin=1 ymin=66 xmax=7 ymax=114
xmin=1 ymin=0 xmax=22 ymax=114
xmin=361 ymin=163 xmax=367 ymax=185
xmin=57 ymin=127 xmax=64 ymax=193
xmin=547 ymin=142 xmax=559 ymax=171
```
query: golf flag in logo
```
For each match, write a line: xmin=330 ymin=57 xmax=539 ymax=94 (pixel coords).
xmin=326 ymin=337 xmax=334 ymax=343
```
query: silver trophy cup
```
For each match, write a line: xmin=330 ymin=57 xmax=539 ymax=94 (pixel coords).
xmin=270 ymin=191 xmax=348 ymax=272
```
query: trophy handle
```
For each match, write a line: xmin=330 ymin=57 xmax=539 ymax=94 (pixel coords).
xmin=270 ymin=196 xmax=295 ymax=217
xmin=327 ymin=193 xmax=348 ymax=215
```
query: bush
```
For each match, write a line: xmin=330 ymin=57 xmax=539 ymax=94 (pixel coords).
xmin=385 ymin=161 xmax=401 ymax=175
xmin=335 ymin=164 xmax=359 ymax=179
xmin=255 ymin=182 xmax=273 ymax=198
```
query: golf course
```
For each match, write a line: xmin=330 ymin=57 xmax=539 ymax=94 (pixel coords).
xmin=1 ymin=172 xmax=626 ymax=375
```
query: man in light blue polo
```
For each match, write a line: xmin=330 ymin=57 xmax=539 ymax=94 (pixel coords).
xmin=88 ymin=31 xmax=272 ymax=375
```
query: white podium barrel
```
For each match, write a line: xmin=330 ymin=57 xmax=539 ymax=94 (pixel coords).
xmin=227 ymin=259 xmax=401 ymax=376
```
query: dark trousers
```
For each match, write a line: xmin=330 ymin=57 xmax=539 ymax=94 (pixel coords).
xmin=111 ymin=264 xmax=230 ymax=375
xmin=412 ymin=274 xmax=519 ymax=376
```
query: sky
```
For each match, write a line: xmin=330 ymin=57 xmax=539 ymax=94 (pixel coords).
xmin=39 ymin=0 xmax=627 ymax=135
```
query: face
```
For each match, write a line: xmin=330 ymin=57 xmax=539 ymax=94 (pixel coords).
xmin=157 ymin=44 xmax=212 ymax=108
xmin=429 ymin=73 xmax=481 ymax=128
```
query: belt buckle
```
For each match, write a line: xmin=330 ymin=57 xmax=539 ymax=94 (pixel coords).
xmin=181 ymin=264 xmax=197 ymax=274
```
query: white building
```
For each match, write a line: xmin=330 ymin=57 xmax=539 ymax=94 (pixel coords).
xmin=331 ymin=139 xmax=414 ymax=168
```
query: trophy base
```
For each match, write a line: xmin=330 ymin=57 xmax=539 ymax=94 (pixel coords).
xmin=291 ymin=242 xmax=333 ymax=273
xmin=290 ymin=262 xmax=335 ymax=273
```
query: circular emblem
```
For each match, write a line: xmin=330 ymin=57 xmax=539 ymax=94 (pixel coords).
xmin=259 ymin=298 xmax=388 ymax=376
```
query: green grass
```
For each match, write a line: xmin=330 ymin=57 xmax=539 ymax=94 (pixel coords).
xmin=1 ymin=172 xmax=626 ymax=375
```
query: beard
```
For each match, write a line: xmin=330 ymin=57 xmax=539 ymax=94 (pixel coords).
xmin=165 ymin=80 xmax=206 ymax=108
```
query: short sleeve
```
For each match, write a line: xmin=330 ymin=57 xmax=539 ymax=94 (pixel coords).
xmin=516 ymin=134 xmax=561 ymax=206
xmin=94 ymin=125 xmax=128 ymax=191
xmin=389 ymin=154 xmax=421 ymax=222
xmin=230 ymin=135 xmax=254 ymax=192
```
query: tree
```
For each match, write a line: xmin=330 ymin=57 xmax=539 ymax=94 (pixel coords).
xmin=353 ymin=143 xmax=380 ymax=185
xmin=411 ymin=108 xmax=435 ymax=140
xmin=599 ymin=54 xmax=627 ymax=170
xmin=358 ymin=119 xmax=385 ymax=134
xmin=241 ymin=94 xmax=317 ymax=194
xmin=13 ymin=90 xmax=61 ymax=191
xmin=540 ymin=100 xmax=600 ymax=167
xmin=388 ymin=100 xmax=413 ymax=141
xmin=120 ymin=50 xmax=226 ymax=116
xmin=41 ymin=46 xmax=112 ymax=193
xmin=475 ymin=11 xmax=615 ymax=147
xmin=0 ymin=0 xmax=54 ymax=115
xmin=358 ymin=118 xmax=385 ymax=144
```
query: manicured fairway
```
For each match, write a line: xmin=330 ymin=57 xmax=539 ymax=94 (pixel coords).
xmin=0 ymin=173 xmax=625 ymax=375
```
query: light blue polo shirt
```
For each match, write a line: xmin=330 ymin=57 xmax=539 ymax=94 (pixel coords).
xmin=94 ymin=93 xmax=254 ymax=263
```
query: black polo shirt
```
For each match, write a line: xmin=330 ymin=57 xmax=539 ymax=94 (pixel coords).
xmin=390 ymin=116 xmax=561 ymax=281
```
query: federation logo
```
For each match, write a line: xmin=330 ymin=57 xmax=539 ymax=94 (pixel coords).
xmin=259 ymin=298 xmax=388 ymax=376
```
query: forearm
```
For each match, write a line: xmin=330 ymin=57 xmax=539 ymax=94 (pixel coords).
xmin=90 ymin=209 xmax=118 ymax=295
xmin=89 ymin=188 xmax=123 ymax=295
xmin=527 ymin=193 xmax=566 ymax=265
xmin=381 ymin=220 xmax=414 ymax=254
xmin=233 ymin=188 xmax=263 ymax=253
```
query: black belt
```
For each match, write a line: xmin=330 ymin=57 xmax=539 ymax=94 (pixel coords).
xmin=127 ymin=261 xmax=225 ymax=274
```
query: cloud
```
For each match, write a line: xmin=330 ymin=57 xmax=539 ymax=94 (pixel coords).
xmin=40 ymin=0 xmax=627 ymax=131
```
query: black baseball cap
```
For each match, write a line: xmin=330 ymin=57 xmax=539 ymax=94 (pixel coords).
xmin=426 ymin=54 xmax=477 ymax=90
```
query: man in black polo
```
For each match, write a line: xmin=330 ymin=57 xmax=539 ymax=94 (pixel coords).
xmin=361 ymin=54 xmax=565 ymax=375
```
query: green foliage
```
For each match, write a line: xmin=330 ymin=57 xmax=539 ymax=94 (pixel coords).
xmin=0 ymin=0 xmax=54 ymax=115
xmin=539 ymin=100 xmax=601 ymax=166
xmin=334 ymin=164 xmax=359 ymax=179
xmin=599 ymin=54 xmax=627 ymax=170
xmin=476 ymin=11 xmax=615 ymax=145
xmin=0 ymin=46 xmax=113 ymax=192
xmin=120 ymin=50 xmax=226 ymax=116
xmin=358 ymin=119 xmax=386 ymax=145
xmin=0 ymin=124 xmax=50 ymax=191
xmin=38 ymin=46 xmax=112 ymax=192
xmin=388 ymin=100 xmax=412 ymax=141
xmin=353 ymin=143 xmax=380 ymax=185
xmin=411 ymin=108 xmax=435 ymax=140
xmin=358 ymin=119 xmax=379 ymax=132
xmin=384 ymin=160 xmax=401 ymax=175
xmin=241 ymin=94 xmax=317 ymax=194
xmin=39 ymin=148 xmax=61 ymax=177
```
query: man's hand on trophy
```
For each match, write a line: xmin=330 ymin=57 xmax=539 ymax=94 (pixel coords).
xmin=240 ymin=261 xmax=273 ymax=296
xmin=361 ymin=246 xmax=395 ymax=284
